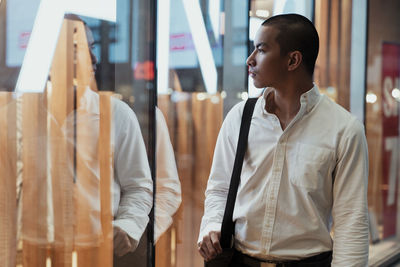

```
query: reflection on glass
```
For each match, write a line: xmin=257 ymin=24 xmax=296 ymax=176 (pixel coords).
xmin=155 ymin=107 xmax=181 ymax=243
xmin=155 ymin=0 xmax=249 ymax=266
xmin=366 ymin=0 xmax=400 ymax=262
xmin=0 ymin=15 xmax=153 ymax=267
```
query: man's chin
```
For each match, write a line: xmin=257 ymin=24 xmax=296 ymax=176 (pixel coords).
xmin=253 ymin=82 xmax=267 ymax=89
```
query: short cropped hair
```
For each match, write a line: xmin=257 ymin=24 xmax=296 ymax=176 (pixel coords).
xmin=262 ymin=14 xmax=319 ymax=76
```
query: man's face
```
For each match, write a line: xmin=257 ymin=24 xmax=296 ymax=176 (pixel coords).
xmin=85 ymin=25 xmax=98 ymax=73
xmin=246 ymin=25 xmax=288 ymax=89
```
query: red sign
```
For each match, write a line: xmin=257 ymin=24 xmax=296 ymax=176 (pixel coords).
xmin=170 ymin=33 xmax=194 ymax=51
xmin=381 ymin=43 xmax=400 ymax=238
xmin=18 ymin=31 xmax=31 ymax=49
xmin=134 ymin=61 xmax=154 ymax=81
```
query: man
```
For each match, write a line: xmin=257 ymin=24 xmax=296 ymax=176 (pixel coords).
xmin=63 ymin=14 xmax=154 ymax=258
xmin=80 ymin=14 xmax=181 ymax=257
xmin=198 ymin=14 xmax=369 ymax=266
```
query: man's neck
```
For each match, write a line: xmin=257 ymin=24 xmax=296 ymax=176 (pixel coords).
xmin=266 ymin=79 xmax=314 ymax=130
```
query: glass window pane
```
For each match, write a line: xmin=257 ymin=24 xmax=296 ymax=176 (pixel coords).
xmin=155 ymin=0 xmax=249 ymax=266
xmin=0 ymin=1 xmax=156 ymax=266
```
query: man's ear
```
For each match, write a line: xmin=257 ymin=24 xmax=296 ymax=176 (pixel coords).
xmin=287 ymin=51 xmax=302 ymax=71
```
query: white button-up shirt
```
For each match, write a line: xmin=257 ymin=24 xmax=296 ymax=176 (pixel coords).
xmin=198 ymin=85 xmax=369 ymax=266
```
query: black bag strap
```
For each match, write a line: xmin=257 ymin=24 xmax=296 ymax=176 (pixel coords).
xmin=220 ymin=97 xmax=258 ymax=248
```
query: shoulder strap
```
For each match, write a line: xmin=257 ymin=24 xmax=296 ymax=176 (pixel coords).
xmin=220 ymin=97 xmax=258 ymax=248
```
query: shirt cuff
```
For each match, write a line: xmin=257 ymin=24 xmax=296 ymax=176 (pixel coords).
xmin=113 ymin=218 xmax=148 ymax=245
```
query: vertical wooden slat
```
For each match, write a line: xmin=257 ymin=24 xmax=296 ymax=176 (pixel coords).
xmin=69 ymin=20 xmax=113 ymax=267
xmin=338 ymin=0 xmax=352 ymax=110
xmin=98 ymin=92 xmax=113 ymax=267
xmin=328 ymin=0 xmax=340 ymax=89
xmin=49 ymin=19 xmax=75 ymax=267
xmin=175 ymin=92 xmax=194 ymax=267
xmin=314 ymin=0 xmax=331 ymax=87
xmin=73 ymin=19 xmax=102 ymax=248
xmin=22 ymin=93 xmax=48 ymax=267
xmin=0 ymin=93 xmax=17 ymax=267
xmin=192 ymin=94 xmax=208 ymax=267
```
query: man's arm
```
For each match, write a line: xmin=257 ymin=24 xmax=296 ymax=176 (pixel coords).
xmin=331 ymin=118 xmax=369 ymax=266
xmin=154 ymin=107 xmax=182 ymax=242
xmin=198 ymin=102 xmax=243 ymax=261
xmin=112 ymin=100 xmax=153 ymax=254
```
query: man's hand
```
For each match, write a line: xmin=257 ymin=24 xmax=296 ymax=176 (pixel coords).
xmin=113 ymin=226 xmax=137 ymax=257
xmin=198 ymin=231 xmax=223 ymax=262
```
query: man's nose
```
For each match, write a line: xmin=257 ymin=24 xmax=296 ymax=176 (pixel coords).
xmin=246 ymin=51 xmax=255 ymax=66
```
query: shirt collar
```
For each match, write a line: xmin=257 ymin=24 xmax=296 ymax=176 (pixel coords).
xmin=260 ymin=83 xmax=321 ymax=115
xmin=78 ymin=86 xmax=100 ymax=115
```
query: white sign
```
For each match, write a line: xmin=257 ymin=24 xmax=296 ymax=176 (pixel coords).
xmin=6 ymin=0 xmax=41 ymax=67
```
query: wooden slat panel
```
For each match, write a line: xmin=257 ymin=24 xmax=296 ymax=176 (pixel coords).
xmin=71 ymin=20 xmax=112 ymax=267
xmin=22 ymin=93 xmax=48 ymax=267
xmin=174 ymin=92 xmax=195 ymax=267
xmin=0 ymin=93 xmax=17 ymax=267
xmin=328 ymin=0 xmax=340 ymax=89
xmin=49 ymin=19 xmax=75 ymax=267
xmin=73 ymin=20 xmax=102 ymax=248
xmin=338 ymin=0 xmax=352 ymax=110
xmin=314 ymin=0 xmax=330 ymax=87
xmin=76 ymin=93 xmax=113 ymax=267
xmin=98 ymin=92 xmax=113 ymax=267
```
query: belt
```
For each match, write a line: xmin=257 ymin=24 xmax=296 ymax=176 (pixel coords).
xmin=232 ymin=249 xmax=332 ymax=267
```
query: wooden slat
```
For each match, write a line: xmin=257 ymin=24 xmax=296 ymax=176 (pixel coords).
xmin=0 ymin=93 xmax=17 ymax=267
xmin=72 ymin=20 xmax=102 ymax=249
xmin=337 ymin=0 xmax=352 ymax=110
xmin=98 ymin=92 xmax=113 ymax=267
xmin=21 ymin=93 xmax=48 ymax=267
xmin=174 ymin=92 xmax=194 ymax=267
xmin=314 ymin=0 xmax=330 ymax=87
xmin=70 ymin=20 xmax=113 ymax=267
xmin=49 ymin=19 xmax=75 ymax=267
xmin=328 ymin=0 xmax=340 ymax=89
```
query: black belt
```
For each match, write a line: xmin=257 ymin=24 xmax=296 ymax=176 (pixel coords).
xmin=232 ymin=249 xmax=332 ymax=267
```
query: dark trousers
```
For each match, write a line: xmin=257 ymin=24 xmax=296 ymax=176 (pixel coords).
xmin=229 ymin=249 xmax=332 ymax=267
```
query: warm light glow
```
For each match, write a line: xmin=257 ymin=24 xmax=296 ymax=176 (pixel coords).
xmin=197 ymin=93 xmax=207 ymax=101
xmin=183 ymin=0 xmax=218 ymax=94
xmin=211 ymin=95 xmax=220 ymax=104
xmin=46 ymin=257 xmax=52 ymax=267
xmin=240 ymin=92 xmax=249 ymax=101
xmin=391 ymin=88 xmax=400 ymax=99
xmin=366 ymin=93 xmax=377 ymax=103
xmin=255 ymin=9 xmax=270 ymax=18
xmin=72 ymin=251 xmax=78 ymax=267
xmin=221 ymin=91 xmax=227 ymax=99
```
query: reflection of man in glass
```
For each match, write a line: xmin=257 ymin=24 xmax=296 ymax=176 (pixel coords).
xmin=64 ymin=14 xmax=153 ymax=257
xmin=76 ymin=14 xmax=182 ymax=257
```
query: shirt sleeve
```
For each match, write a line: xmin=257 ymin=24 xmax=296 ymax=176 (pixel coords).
xmin=112 ymin=100 xmax=153 ymax=246
xmin=331 ymin=118 xmax=369 ymax=266
xmin=197 ymin=102 xmax=244 ymax=244
xmin=154 ymin=107 xmax=182 ymax=242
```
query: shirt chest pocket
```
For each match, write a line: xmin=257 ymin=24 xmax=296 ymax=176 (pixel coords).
xmin=289 ymin=143 xmax=334 ymax=191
